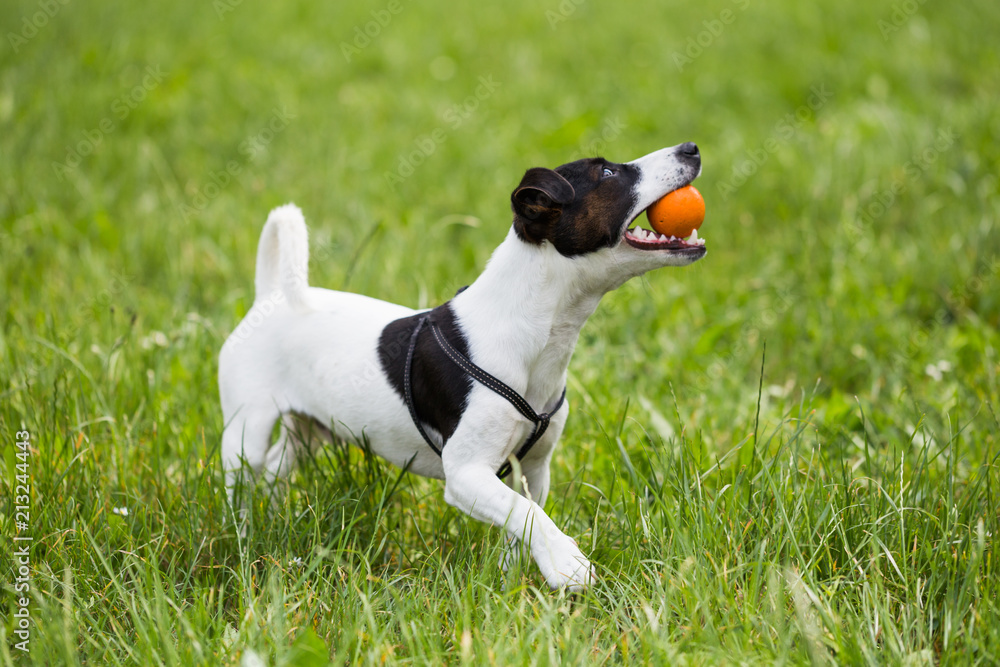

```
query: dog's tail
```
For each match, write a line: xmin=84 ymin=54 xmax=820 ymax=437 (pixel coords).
xmin=255 ymin=203 xmax=310 ymax=309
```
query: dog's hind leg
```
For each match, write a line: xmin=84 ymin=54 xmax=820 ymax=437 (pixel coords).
xmin=262 ymin=413 xmax=331 ymax=491
xmin=262 ymin=414 xmax=301 ymax=489
xmin=221 ymin=407 xmax=280 ymax=513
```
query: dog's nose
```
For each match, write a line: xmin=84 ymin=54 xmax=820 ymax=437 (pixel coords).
xmin=678 ymin=142 xmax=699 ymax=157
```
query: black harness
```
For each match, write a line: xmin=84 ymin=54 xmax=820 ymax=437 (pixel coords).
xmin=403 ymin=313 xmax=567 ymax=480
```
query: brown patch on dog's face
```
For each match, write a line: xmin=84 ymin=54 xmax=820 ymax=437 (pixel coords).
xmin=511 ymin=158 xmax=640 ymax=258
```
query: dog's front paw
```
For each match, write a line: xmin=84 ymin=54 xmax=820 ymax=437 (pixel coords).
xmin=534 ymin=536 xmax=595 ymax=591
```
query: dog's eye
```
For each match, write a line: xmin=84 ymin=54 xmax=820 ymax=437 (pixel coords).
xmin=602 ymin=167 xmax=614 ymax=178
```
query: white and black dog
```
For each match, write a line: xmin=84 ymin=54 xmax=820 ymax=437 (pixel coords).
xmin=219 ymin=142 xmax=705 ymax=591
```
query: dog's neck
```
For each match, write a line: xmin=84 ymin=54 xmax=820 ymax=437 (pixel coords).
xmin=451 ymin=228 xmax=615 ymax=408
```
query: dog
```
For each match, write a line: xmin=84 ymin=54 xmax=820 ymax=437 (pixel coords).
xmin=219 ymin=142 xmax=705 ymax=591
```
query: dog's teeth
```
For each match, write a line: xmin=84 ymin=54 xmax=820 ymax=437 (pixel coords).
xmin=688 ymin=229 xmax=699 ymax=242
xmin=660 ymin=234 xmax=669 ymax=241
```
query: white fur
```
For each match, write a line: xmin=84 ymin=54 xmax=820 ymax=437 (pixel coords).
xmin=219 ymin=145 xmax=703 ymax=590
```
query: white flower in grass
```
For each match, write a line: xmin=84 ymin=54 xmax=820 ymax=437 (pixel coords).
xmin=112 ymin=506 xmax=129 ymax=517
xmin=925 ymin=360 xmax=952 ymax=381
xmin=241 ymin=648 xmax=268 ymax=667
xmin=140 ymin=331 xmax=169 ymax=350
xmin=290 ymin=556 xmax=303 ymax=567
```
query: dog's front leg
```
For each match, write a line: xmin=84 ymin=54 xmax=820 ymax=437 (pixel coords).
xmin=497 ymin=410 xmax=564 ymax=576
xmin=442 ymin=412 xmax=592 ymax=590
xmin=444 ymin=461 xmax=592 ymax=590
xmin=498 ymin=454 xmax=552 ymax=579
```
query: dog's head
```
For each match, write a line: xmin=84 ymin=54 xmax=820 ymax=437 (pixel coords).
xmin=511 ymin=143 xmax=706 ymax=287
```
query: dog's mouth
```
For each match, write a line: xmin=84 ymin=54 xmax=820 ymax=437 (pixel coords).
xmin=622 ymin=183 xmax=707 ymax=254
xmin=623 ymin=225 xmax=706 ymax=251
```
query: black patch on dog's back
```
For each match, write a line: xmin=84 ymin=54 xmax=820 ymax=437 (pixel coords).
xmin=378 ymin=302 xmax=473 ymax=444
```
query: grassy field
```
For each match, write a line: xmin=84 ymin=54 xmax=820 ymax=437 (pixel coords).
xmin=2 ymin=0 xmax=999 ymax=664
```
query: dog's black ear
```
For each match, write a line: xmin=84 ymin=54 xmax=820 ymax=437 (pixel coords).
xmin=511 ymin=168 xmax=575 ymax=244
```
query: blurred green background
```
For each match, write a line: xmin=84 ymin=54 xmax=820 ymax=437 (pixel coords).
xmin=3 ymin=0 xmax=998 ymax=448
xmin=1 ymin=0 xmax=999 ymax=664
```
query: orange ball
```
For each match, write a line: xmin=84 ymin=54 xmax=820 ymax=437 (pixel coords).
xmin=645 ymin=185 xmax=705 ymax=238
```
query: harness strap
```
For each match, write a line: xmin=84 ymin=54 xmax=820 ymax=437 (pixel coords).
xmin=403 ymin=314 xmax=566 ymax=479
xmin=403 ymin=316 xmax=441 ymax=456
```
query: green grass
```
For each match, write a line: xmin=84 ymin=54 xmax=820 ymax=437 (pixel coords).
xmin=2 ymin=0 xmax=999 ymax=664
